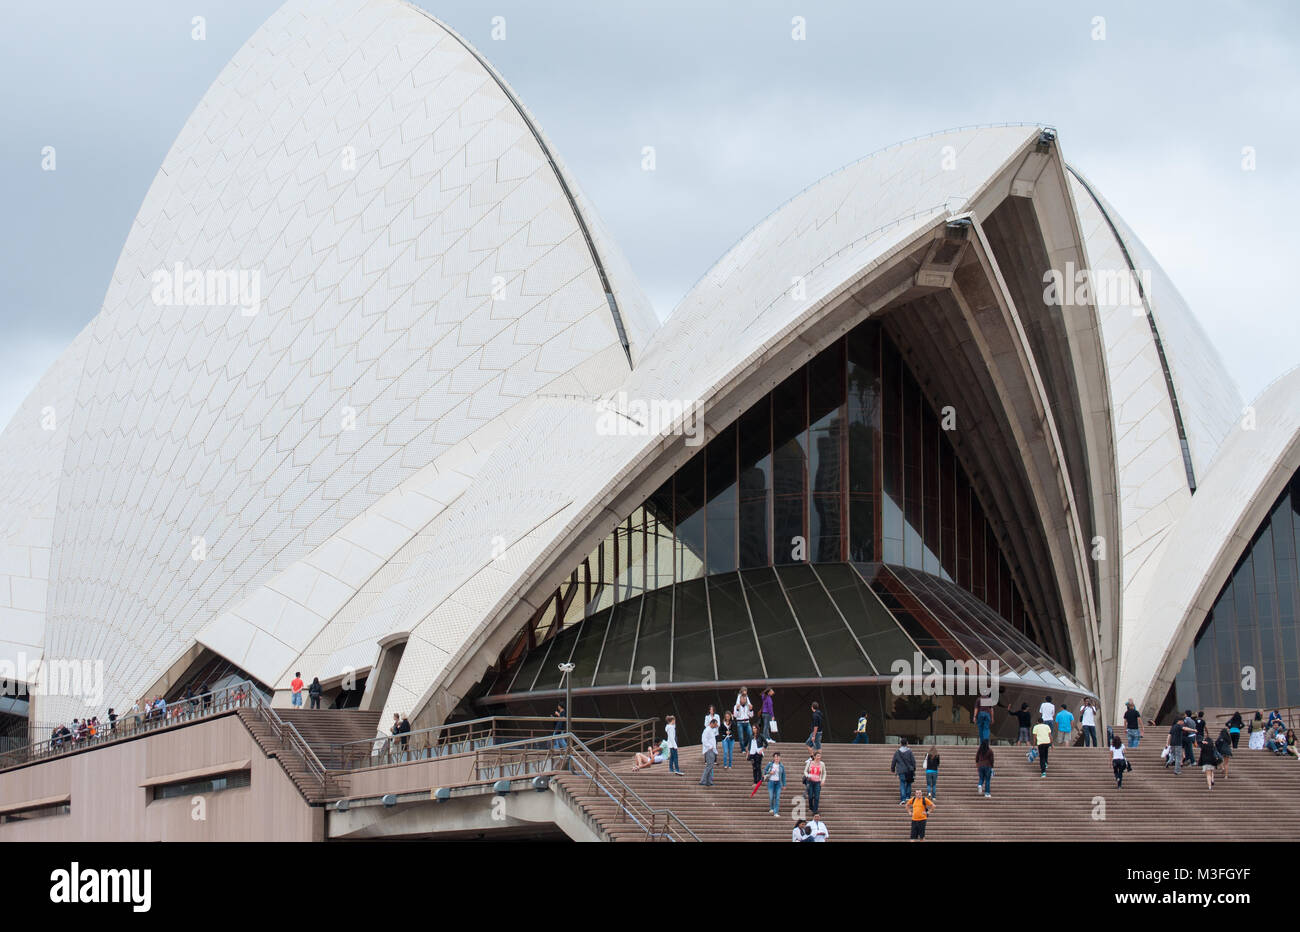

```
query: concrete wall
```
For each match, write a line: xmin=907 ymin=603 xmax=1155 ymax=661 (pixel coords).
xmin=0 ymin=713 xmax=320 ymax=841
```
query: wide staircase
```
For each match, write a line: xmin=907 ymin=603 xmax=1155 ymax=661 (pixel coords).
xmin=238 ymin=708 xmax=381 ymax=803
xmin=555 ymin=740 xmax=1300 ymax=841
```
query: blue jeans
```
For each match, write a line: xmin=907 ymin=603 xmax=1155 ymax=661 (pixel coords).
xmin=1081 ymin=725 xmax=1097 ymax=747
xmin=723 ymin=736 xmax=734 ymax=767
xmin=925 ymin=771 xmax=937 ymax=798
xmin=736 ymin=720 xmax=752 ymax=749
xmin=669 ymin=748 xmax=680 ymax=773
xmin=898 ymin=775 xmax=913 ymax=802
xmin=852 ymin=732 xmax=869 ymax=744
xmin=762 ymin=715 xmax=773 ymax=742
xmin=978 ymin=765 xmax=993 ymax=795
xmin=768 ymin=781 xmax=782 ymax=814
xmin=806 ymin=780 xmax=821 ymax=814
xmin=806 ymin=730 xmax=821 ymax=749
xmin=1127 ymin=728 xmax=1141 ymax=748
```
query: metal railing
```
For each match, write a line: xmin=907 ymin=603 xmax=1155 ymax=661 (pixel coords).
xmin=0 ymin=680 xmax=263 ymax=772
xmin=333 ymin=715 xmax=655 ymax=771
xmin=562 ymin=734 xmax=699 ymax=842
xmin=337 ymin=729 xmax=698 ymax=842
xmin=244 ymin=689 xmax=335 ymax=797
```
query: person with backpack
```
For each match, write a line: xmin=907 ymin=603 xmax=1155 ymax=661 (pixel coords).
xmin=308 ymin=676 xmax=323 ymax=710
xmin=906 ymin=787 xmax=935 ymax=841
xmin=891 ymin=739 xmax=917 ymax=803
xmin=1197 ymin=731 xmax=1221 ymax=790
xmin=1110 ymin=736 xmax=1130 ymax=787
xmin=923 ymin=745 xmax=941 ymax=799
xmin=763 ymin=751 xmax=787 ymax=817
xmin=851 ymin=711 xmax=869 ymax=744
xmin=975 ymin=739 xmax=995 ymax=798
xmin=1215 ymin=726 xmax=1233 ymax=780
xmin=803 ymin=749 xmax=825 ymax=816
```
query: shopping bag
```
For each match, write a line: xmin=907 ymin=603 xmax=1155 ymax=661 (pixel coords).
xmin=770 ymin=719 xmax=779 ymax=735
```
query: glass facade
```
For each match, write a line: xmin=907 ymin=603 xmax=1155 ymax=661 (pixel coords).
xmin=512 ymin=318 xmax=1035 ymax=660
xmin=1173 ymin=468 xmax=1300 ymax=711
xmin=486 ymin=563 xmax=1074 ymax=697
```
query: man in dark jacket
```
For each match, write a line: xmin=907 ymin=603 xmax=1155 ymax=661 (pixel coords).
xmin=891 ymin=739 xmax=917 ymax=804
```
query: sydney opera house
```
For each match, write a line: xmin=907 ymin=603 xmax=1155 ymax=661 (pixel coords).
xmin=1 ymin=0 xmax=1298 ymax=840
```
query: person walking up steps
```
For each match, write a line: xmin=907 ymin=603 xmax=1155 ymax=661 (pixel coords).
xmin=1054 ymin=703 xmax=1074 ymax=745
xmin=1033 ymin=717 xmax=1052 ymax=776
xmin=906 ymin=787 xmax=934 ymax=841
xmin=665 ymin=715 xmax=683 ymax=775
xmin=1198 ymin=730 xmax=1221 ymax=790
xmin=892 ymin=739 xmax=917 ymax=803
xmin=923 ymin=744 xmax=941 ymax=799
xmin=764 ymin=751 xmax=787 ymax=817
xmin=1226 ymin=711 xmax=1244 ymax=750
xmin=1123 ymin=699 xmax=1144 ymax=748
xmin=975 ymin=703 xmax=992 ymax=744
xmin=1215 ymin=726 xmax=1233 ymax=780
xmin=975 ymin=739 xmax=995 ymax=798
xmin=1038 ymin=695 xmax=1056 ymax=739
xmin=1110 ymin=736 xmax=1129 ymax=787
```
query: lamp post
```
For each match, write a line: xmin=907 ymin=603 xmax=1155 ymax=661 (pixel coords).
xmin=558 ymin=662 xmax=575 ymax=746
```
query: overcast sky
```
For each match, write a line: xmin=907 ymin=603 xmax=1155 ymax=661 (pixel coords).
xmin=1 ymin=0 xmax=1297 ymax=429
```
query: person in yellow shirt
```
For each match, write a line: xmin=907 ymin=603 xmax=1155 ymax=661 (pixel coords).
xmin=906 ymin=787 xmax=934 ymax=841
xmin=1032 ymin=719 xmax=1053 ymax=776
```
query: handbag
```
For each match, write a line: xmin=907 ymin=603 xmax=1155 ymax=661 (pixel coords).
xmin=769 ymin=719 xmax=779 ymax=734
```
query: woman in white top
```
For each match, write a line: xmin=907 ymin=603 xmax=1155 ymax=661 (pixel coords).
xmin=733 ymin=689 xmax=754 ymax=752
xmin=665 ymin=716 xmax=683 ymax=775
xmin=1110 ymin=736 xmax=1128 ymax=788
xmin=747 ymin=732 xmax=765 ymax=784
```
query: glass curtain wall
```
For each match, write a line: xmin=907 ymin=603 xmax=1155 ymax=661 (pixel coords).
xmin=513 ymin=318 xmax=1034 ymax=660
xmin=1174 ymin=468 xmax=1300 ymax=710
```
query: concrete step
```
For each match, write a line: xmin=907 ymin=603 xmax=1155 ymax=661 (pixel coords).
xmin=552 ymin=742 xmax=1300 ymax=841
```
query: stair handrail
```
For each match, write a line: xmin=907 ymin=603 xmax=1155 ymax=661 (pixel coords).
xmin=247 ymin=690 xmax=333 ymax=796
xmin=332 ymin=715 xmax=648 ymax=771
xmin=561 ymin=735 xmax=699 ymax=842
